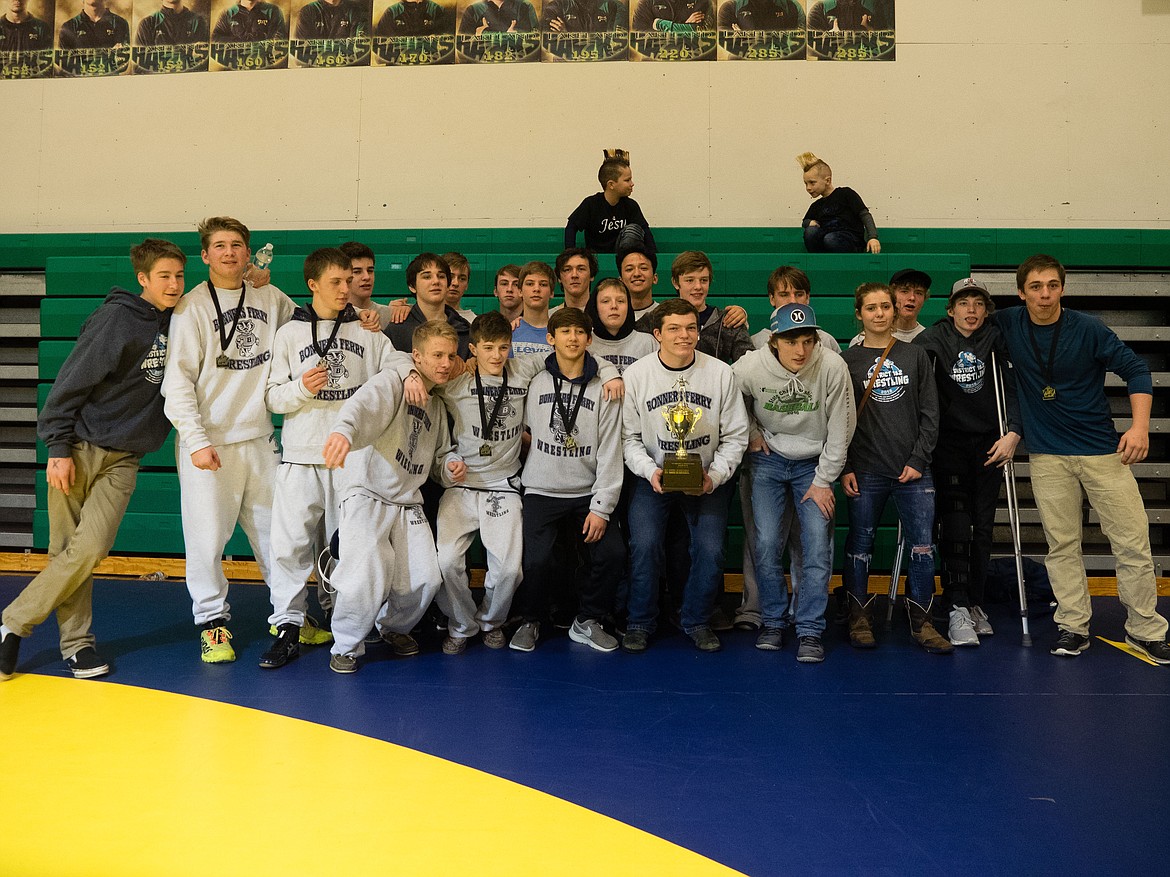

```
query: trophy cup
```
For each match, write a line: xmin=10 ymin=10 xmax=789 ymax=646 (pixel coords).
xmin=660 ymin=376 xmax=705 ymax=494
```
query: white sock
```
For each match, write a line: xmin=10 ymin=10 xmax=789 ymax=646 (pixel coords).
xmin=0 ymin=624 xmax=14 ymax=639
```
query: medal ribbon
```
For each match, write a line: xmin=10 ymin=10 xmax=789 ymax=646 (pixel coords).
xmin=551 ymin=374 xmax=587 ymax=442
xmin=1026 ymin=310 xmax=1063 ymax=396
xmin=475 ymin=365 xmax=509 ymax=445
xmin=208 ymin=279 xmax=248 ymax=358
xmin=310 ymin=304 xmax=344 ymax=361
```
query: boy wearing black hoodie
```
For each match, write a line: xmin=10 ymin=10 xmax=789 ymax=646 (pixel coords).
xmin=914 ymin=277 xmax=1022 ymax=647
xmin=1 ymin=239 xmax=186 ymax=681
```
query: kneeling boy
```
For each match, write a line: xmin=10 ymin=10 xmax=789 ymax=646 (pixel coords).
xmin=509 ymin=308 xmax=625 ymax=652
xmin=322 ymin=321 xmax=463 ymax=673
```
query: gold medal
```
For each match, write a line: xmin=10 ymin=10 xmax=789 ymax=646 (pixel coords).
xmin=216 ymin=354 xmax=229 ymax=368
xmin=1042 ymin=386 xmax=1056 ymax=401
xmin=480 ymin=443 xmax=492 ymax=457
xmin=564 ymin=436 xmax=578 ymax=450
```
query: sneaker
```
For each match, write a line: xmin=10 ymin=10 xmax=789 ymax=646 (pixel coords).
xmin=1125 ymin=635 xmax=1170 ymax=665
xmin=796 ymin=636 xmax=825 ymax=663
xmin=259 ymin=623 xmax=301 ymax=669
xmin=569 ymin=619 xmax=619 ymax=652
xmin=689 ymin=628 xmax=722 ymax=653
xmin=621 ymin=629 xmax=649 ymax=653
xmin=0 ymin=629 xmax=21 ymax=680
xmin=482 ymin=629 xmax=506 ymax=649
xmin=709 ymin=606 xmax=734 ymax=632
xmin=200 ymin=621 xmax=235 ymax=664
xmin=270 ymin=616 xmax=332 ymax=646
xmin=970 ymin=605 xmax=994 ymax=637
xmin=1050 ymin=629 xmax=1090 ymax=657
xmin=382 ymin=631 xmax=420 ymax=657
xmin=442 ymin=635 xmax=468 ymax=655
xmin=329 ymin=653 xmax=358 ymax=674
xmin=364 ymin=628 xmax=382 ymax=645
xmin=509 ymin=621 xmax=540 ymax=652
xmin=948 ymin=607 xmax=980 ymax=647
xmin=755 ymin=627 xmax=785 ymax=651
xmin=66 ymin=646 xmax=110 ymax=679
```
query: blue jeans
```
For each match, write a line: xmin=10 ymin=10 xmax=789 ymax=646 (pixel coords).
xmin=844 ymin=470 xmax=936 ymax=606
xmin=750 ymin=451 xmax=833 ymax=636
xmin=626 ymin=478 xmax=734 ymax=634
xmin=804 ymin=225 xmax=863 ymax=253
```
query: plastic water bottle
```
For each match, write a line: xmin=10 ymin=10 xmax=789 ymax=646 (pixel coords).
xmin=253 ymin=242 xmax=274 ymax=270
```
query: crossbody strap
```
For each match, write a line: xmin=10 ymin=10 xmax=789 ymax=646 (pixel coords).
xmin=856 ymin=339 xmax=896 ymax=416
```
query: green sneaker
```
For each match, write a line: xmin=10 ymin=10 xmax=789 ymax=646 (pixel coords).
xmin=200 ymin=623 xmax=235 ymax=664
xmin=268 ymin=615 xmax=332 ymax=646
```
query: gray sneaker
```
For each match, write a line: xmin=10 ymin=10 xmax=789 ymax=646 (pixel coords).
xmin=948 ymin=607 xmax=980 ymax=647
xmin=755 ymin=627 xmax=785 ymax=651
xmin=569 ymin=618 xmax=618 ymax=652
xmin=329 ymin=653 xmax=358 ymax=674
xmin=509 ymin=621 xmax=540 ymax=652
xmin=969 ymin=605 xmax=994 ymax=636
xmin=688 ymin=627 xmax=722 ymax=652
xmin=796 ymin=636 xmax=825 ymax=664
xmin=382 ymin=631 xmax=420 ymax=656
xmin=482 ymin=629 xmax=507 ymax=649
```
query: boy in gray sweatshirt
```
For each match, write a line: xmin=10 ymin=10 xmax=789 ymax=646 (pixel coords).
xmin=510 ymin=308 xmax=626 ymax=653
xmin=733 ymin=303 xmax=855 ymax=663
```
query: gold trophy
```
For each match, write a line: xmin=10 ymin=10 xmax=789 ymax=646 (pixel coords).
xmin=660 ymin=376 xmax=705 ymax=494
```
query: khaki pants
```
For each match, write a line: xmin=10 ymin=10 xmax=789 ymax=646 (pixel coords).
xmin=1030 ymin=453 xmax=1167 ymax=640
xmin=3 ymin=443 xmax=139 ymax=658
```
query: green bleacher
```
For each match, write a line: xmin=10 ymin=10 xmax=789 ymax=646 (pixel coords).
xmin=21 ymin=226 xmax=1170 ymax=562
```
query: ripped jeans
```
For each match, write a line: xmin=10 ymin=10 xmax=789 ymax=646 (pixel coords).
xmin=843 ymin=470 xmax=937 ymax=606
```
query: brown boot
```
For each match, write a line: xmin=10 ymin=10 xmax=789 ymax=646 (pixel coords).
xmin=907 ymin=599 xmax=954 ymax=654
xmin=847 ymin=593 xmax=877 ymax=649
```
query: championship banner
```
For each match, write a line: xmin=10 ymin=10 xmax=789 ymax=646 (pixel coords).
xmin=540 ymin=0 xmax=627 ymax=62
xmin=628 ymin=0 xmax=715 ymax=61
xmin=717 ymin=0 xmax=804 ymax=61
xmin=132 ymin=0 xmax=210 ymax=73
xmin=210 ymin=0 xmax=289 ymax=69
xmin=371 ymin=0 xmax=454 ymax=66
xmin=805 ymin=0 xmax=892 ymax=61
xmin=289 ymin=0 xmax=370 ymax=67
xmin=55 ymin=0 xmax=131 ymax=75
xmin=454 ymin=0 xmax=540 ymax=63
xmin=0 ymin=0 xmax=55 ymax=78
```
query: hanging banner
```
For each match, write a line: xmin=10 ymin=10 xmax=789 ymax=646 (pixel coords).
xmin=540 ymin=0 xmax=627 ymax=62
xmin=805 ymin=0 xmax=892 ymax=60
xmin=717 ymin=0 xmax=804 ymax=60
xmin=454 ymin=0 xmax=541 ymax=63
xmin=132 ymin=0 xmax=210 ymax=72
xmin=371 ymin=0 xmax=455 ymax=65
xmin=0 ymin=0 xmax=55 ymax=77
xmin=289 ymin=0 xmax=370 ymax=67
xmin=628 ymin=0 xmax=715 ymax=61
xmin=55 ymin=0 xmax=132 ymax=76
xmin=210 ymin=0 xmax=290 ymax=69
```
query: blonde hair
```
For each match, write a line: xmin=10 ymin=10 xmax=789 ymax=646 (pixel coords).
xmin=796 ymin=152 xmax=830 ymax=175
xmin=412 ymin=319 xmax=458 ymax=351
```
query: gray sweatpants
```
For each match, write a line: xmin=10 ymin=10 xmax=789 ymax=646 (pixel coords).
xmin=434 ymin=487 xmax=523 ymax=639
xmin=267 ymin=462 xmax=340 ymax=627
xmin=329 ymin=494 xmax=441 ymax=658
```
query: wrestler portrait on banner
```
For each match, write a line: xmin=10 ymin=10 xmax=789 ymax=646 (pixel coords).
xmin=132 ymin=0 xmax=211 ymax=72
xmin=210 ymin=0 xmax=290 ymax=69
xmin=372 ymin=0 xmax=454 ymax=65
xmin=1 ymin=0 xmax=54 ymax=78
xmin=540 ymin=0 xmax=627 ymax=62
xmin=289 ymin=0 xmax=370 ymax=67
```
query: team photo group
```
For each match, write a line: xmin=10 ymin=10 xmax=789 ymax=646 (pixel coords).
xmin=2 ymin=152 xmax=1168 ymax=682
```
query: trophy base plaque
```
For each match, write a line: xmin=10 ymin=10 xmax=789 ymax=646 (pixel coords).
xmin=661 ymin=454 xmax=705 ymax=495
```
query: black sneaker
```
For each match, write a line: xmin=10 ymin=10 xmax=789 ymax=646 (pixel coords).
xmin=66 ymin=646 xmax=110 ymax=679
xmin=1125 ymin=636 xmax=1170 ymax=665
xmin=1 ymin=630 xmax=23 ymax=680
xmin=259 ymin=623 xmax=301 ymax=669
xmin=1050 ymin=629 xmax=1090 ymax=657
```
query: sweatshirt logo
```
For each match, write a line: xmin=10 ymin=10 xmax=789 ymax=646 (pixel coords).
xmin=949 ymin=350 xmax=986 ymax=394
xmin=866 ymin=358 xmax=910 ymax=403
xmin=235 ymin=319 xmax=259 ymax=357
xmin=762 ymin=383 xmax=818 ymax=414
xmin=141 ymin=332 xmax=168 ymax=384
xmin=323 ymin=350 xmax=348 ymax=389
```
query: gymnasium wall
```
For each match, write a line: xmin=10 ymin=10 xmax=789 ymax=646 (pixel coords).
xmin=2 ymin=0 xmax=1168 ymax=236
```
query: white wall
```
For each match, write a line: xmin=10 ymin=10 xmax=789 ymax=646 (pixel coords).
xmin=2 ymin=0 xmax=1169 ymax=234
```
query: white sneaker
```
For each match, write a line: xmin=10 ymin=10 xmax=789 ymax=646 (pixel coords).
xmin=948 ymin=607 xmax=980 ymax=647
xmin=569 ymin=619 xmax=619 ymax=652
xmin=970 ymin=605 xmax=994 ymax=636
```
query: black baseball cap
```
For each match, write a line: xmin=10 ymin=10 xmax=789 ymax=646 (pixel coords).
xmin=889 ymin=268 xmax=932 ymax=289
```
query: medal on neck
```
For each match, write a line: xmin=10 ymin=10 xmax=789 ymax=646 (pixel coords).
xmin=475 ymin=365 xmax=508 ymax=457
xmin=1027 ymin=311 xmax=1063 ymax=402
xmin=551 ymin=373 xmax=586 ymax=451
xmin=311 ymin=304 xmax=344 ymax=369
xmin=208 ymin=279 xmax=247 ymax=369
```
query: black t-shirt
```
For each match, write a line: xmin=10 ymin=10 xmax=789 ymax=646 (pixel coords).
xmin=801 ymin=186 xmax=868 ymax=238
xmin=59 ymin=11 xmax=130 ymax=48
xmin=564 ymin=192 xmax=656 ymax=253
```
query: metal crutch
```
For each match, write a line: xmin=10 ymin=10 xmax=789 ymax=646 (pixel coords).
xmin=991 ymin=351 xmax=1032 ymax=647
xmin=885 ymin=521 xmax=906 ymax=626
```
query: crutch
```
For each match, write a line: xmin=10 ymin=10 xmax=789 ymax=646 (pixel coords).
xmin=991 ymin=351 xmax=1032 ymax=647
xmin=885 ymin=521 xmax=906 ymax=626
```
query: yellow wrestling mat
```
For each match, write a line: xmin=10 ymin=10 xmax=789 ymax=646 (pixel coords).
xmin=0 ymin=675 xmax=743 ymax=877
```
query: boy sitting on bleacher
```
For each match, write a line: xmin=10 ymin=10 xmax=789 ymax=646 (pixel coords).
xmin=565 ymin=153 xmax=657 ymax=254
xmin=797 ymin=151 xmax=881 ymax=255
xmin=2 ymin=239 xmax=186 ymax=681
